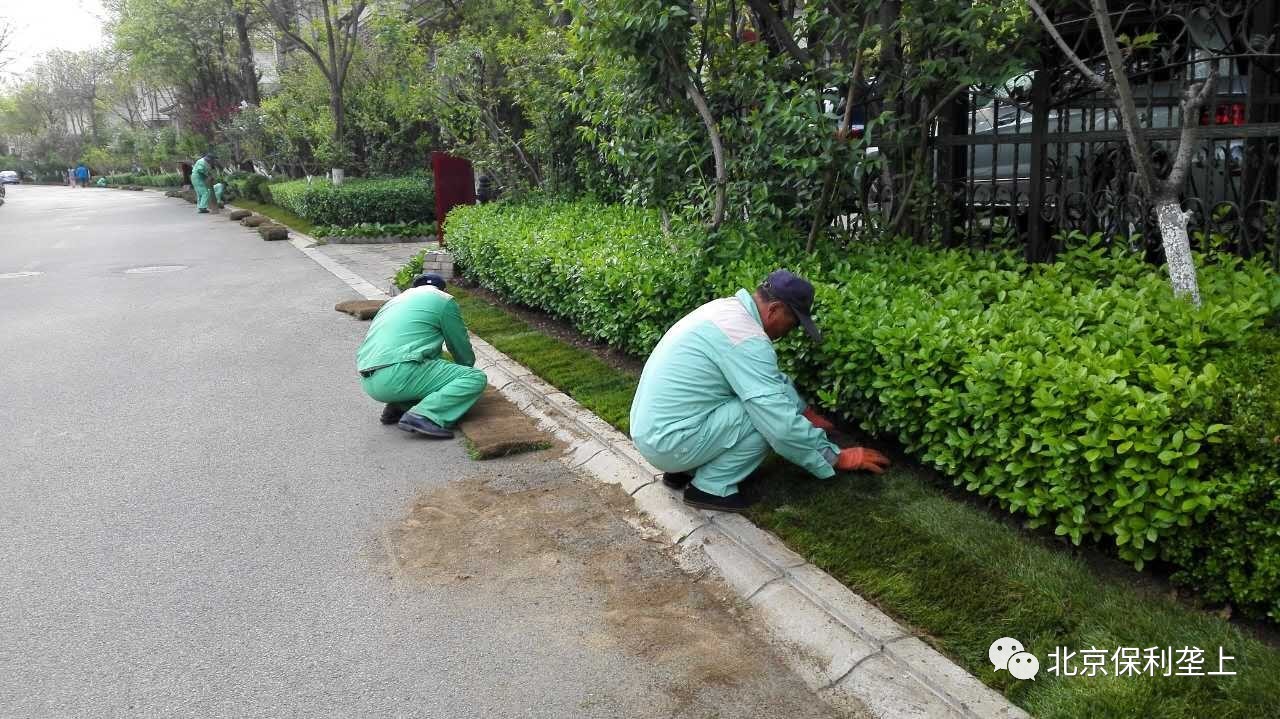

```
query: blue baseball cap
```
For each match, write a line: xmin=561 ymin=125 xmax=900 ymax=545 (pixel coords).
xmin=412 ymin=273 xmax=447 ymax=290
xmin=764 ymin=269 xmax=821 ymax=342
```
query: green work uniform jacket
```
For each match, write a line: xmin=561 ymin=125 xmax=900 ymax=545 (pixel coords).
xmin=630 ymin=288 xmax=839 ymax=478
xmin=356 ymin=286 xmax=476 ymax=375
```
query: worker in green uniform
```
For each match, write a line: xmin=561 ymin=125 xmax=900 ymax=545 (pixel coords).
xmin=357 ymin=273 xmax=487 ymax=438
xmin=192 ymin=151 xmax=216 ymax=213
xmin=630 ymin=270 xmax=890 ymax=513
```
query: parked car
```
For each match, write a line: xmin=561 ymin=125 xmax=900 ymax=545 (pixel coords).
xmin=0 ymin=170 xmax=20 ymax=185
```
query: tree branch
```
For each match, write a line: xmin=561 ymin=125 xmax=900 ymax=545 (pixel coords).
xmin=1026 ymin=0 xmax=1105 ymax=88
xmin=743 ymin=0 xmax=810 ymax=64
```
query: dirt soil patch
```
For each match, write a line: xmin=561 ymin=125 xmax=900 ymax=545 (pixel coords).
xmin=458 ymin=388 xmax=552 ymax=459
xmin=384 ymin=467 xmax=859 ymax=718
xmin=334 ymin=299 xmax=386 ymax=320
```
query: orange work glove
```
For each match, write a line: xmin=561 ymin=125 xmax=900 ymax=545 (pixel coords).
xmin=835 ymin=447 xmax=890 ymax=474
xmin=802 ymin=406 xmax=835 ymax=432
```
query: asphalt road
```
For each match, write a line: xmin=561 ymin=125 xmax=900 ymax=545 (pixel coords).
xmin=0 ymin=186 xmax=848 ymax=719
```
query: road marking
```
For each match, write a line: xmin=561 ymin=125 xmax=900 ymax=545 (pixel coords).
xmin=0 ymin=271 xmax=42 ymax=279
xmin=124 ymin=265 xmax=189 ymax=274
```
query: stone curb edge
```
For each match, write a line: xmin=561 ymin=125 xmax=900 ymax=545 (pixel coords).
xmin=281 ymin=235 xmax=1030 ymax=719
xmin=466 ymin=336 xmax=1029 ymax=719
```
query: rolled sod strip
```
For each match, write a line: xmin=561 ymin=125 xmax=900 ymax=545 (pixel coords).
xmin=258 ymin=224 xmax=289 ymax=241
xmin=241 ymin=214 xmax=267 ymax=227
xmin=228 ymin=209 xmax=251 ymax=220
xmin=458 ymin=389 xmax=552 ymax=459
xmin=334 ymin=299 xmax=386 ymax=320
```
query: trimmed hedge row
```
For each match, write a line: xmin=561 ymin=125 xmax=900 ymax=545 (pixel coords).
xmin=441 ymin=199 xmax=1280 ymax=619
xmin=102 ymin=172 xmax=183 ymax=187
xmin=268 ymin=177 xmax=434 ymax=227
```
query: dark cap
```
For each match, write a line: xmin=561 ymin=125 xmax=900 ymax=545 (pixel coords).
xmin=411 ymin=273 xmax=447 ymax=291
xmin=763 ymin=269 xmax=821 ymax=342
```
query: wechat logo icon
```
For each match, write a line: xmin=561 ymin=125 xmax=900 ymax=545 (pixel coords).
xmin=990 ymin=637 xmax=1039 ymax=680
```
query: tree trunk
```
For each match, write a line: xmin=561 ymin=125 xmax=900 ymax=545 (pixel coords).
xmin=233 ymin=6 xmax=260 ymax=106
xmin=331 ymin=86 xmax=345 ymax=184
xmin=684 ymin=77 xmax=727 ymax=230
xmin=1154 ymin=195 xmax=1202 ymax=305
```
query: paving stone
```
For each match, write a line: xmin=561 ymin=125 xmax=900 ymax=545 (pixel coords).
xmin=749 ymin=582 xmax=880 ymax=687
xmin=823 ymin=654 xmax=963 ymax=719
xmin=784 ymin=563 xmax=910 ymax=646
xmin=712 ymin=513 xmax=809 ymax=569
xmin=631 ymin=482 xmax=706 ymax=541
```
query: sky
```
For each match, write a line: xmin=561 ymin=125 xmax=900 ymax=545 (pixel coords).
xmin=1 ymin=0 xmax=108 ymax=78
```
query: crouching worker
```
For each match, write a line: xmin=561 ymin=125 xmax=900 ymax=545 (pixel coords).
xmin=629 ymin=270 xmax=890 ymax=513
xmin=356 ymin=273 xmax=486 ymax=439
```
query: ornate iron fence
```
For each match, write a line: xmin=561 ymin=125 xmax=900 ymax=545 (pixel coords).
xmin=933 ymin=0 xmax=1279 ymax=265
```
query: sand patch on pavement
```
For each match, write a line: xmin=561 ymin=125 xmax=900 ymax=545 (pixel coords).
xmin=384 ymin=467 xmax=858 ymax=718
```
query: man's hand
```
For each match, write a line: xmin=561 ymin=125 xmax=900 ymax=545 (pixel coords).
xmin=835 ymin=447 xmax=890 ymax=474
xmin=802 ymin=406 xmax=835 ymax=432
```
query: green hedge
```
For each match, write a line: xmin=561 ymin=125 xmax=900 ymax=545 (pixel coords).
xmin=101 ymin=172 xmax=183 ymax=188
xmin=444 ymin=200 xmax=707 ymax=356
xmin=268 ymin=177 xmax=434 ymax=227
xmin=441 ymin=199 xmax=1280 ymax=620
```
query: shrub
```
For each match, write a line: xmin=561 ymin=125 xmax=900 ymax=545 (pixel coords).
xmin=101 ymin=172 xmax=183 ymax=188
xmin=269 ymin=177 xmax=434 ymax=226
xmin=1163 ymin=328 xmax=1280 ymax=620
xmin=432 ymin=199 xmax=1280 ymax=617
xmin=445 ymin=200 xmax=709 ymax=356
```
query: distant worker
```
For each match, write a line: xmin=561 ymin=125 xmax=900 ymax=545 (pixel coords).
xmin=629 ymin=270 xmax=890 ymax=513
xmin=191 ymin=151 xmax=216 ymax=214
xmin=74 ymin=163 xmax=89 ymax=188
xmin=356 ymin=273 xmax=487 ymax=438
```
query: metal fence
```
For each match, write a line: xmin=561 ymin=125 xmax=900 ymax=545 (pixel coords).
xmin=932 ymin=0 xmax=1279 ymax=265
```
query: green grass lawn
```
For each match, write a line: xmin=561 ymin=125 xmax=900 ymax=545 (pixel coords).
xmin=446 ymin=285 xmax=1280 ymax=719
xmin=231 ymin=199 xmax=318 ymax=237
xmin=450 ymin=286 xmax=638 ymax=433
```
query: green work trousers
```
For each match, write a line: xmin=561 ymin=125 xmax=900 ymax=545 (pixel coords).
xmin=213 ymin=182 xmax=224 ymax=206
xmin=194 ymin=178 xmax=211 ymax=210
xmin=361 ymin=359 xmax=487 ymax=427
xmin=638 ymin=398 xmax=772 ymax=498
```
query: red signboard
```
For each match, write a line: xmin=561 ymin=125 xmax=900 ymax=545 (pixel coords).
xmin=431 ymin=152 xmax=476 ymax=246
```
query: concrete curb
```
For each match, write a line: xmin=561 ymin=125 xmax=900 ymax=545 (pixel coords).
xmin=290 ymin=239 xmax=1030 ymax=719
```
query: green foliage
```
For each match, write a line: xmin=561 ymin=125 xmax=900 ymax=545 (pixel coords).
xmin=1163 ymin=328 xmax=1280 ymax=620
xmin=430 ymin=200 xmax=1280 ymax=617
xmin=269 ymin=177 xmax=434 ymax=227
xmin=444 ymin=200 xmax=709 ymax=356
xmin=314 ymin=222 xmax=434 ymax=239
xmin=101 ymin=172 xmax=183 ymax=187
xmin=228 ymin=174 xmax=271 ymax=203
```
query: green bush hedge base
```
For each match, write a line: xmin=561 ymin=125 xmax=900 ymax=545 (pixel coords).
xmin=269 ymin=177 xmax=434 ymax=227
xmin=442 ymin=200 xmax=1280 ymax=617
xmin=101 ymin=172 xmax=183 ymax=188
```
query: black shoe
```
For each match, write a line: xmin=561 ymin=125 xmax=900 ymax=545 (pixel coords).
xmin=397 ymin=412 xmax=454 ymax=438
xmin=197 ymin=208 xmax=210 ymax=214
xmin=380 ymin=403 xmax=410 ymax=425
xmin=682 ymin=485 xmax=752 ymax=513
xmin=662 ymin=471 xmax=693 ymax=489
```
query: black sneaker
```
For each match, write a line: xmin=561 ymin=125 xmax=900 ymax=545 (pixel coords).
xmin=682 ymin=485 xmax=752 ymax=513
xmin=380 ymin=403 xmax=411 ymax=425
xmin=397 ymin=412 xmax=454 ymax=438
xmin=662 ymin=471 xmax=693 ymax=489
